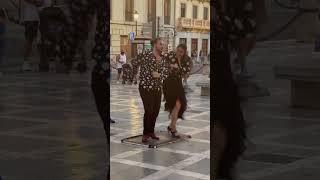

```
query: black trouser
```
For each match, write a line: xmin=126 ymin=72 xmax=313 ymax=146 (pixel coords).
xmin=139 ymin=86 xmax=162 ymax=135
xmin=91 ymin=71 xmax=109 ymax=139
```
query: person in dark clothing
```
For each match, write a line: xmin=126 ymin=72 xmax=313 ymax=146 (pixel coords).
xmin=90 ymin=0 xmax=110 ymax=179
xmin=121 ymin=63 xmax=133 ymax=84
xmin=90 ymin=1 xmax=108 ymax=137
xmin=163 ymin=44 xmax=192 ymax=137
xmin=212 ymin=0 xmax=257 ymax=179
xmin=58 ymin=0 xmax=97 ymax=73
xmin=62 ymin=0 xmax=109 ymax=178
xmin=131 ymin=38 xmax=169 ymax=143
xmin=63 ymin=0 xmax=108 ymax=137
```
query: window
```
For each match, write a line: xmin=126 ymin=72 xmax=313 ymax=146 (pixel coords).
xmin=202 ymin=39 xmax=208 ymax=56
xmin=110 ymin=0 xmax=113 ymax=20
xmin=147 ymin=0 xmax=154 ymax=22
xmin=203 ymin=7 xmax=208 ymax=20
xmin=181 ymin=3 xmax=186 ymax=18
xmin=125 ymin=0 xmax=134 ymax=21
xmin=191 ymin=39 xmax=198 ymax=57
xmin=193 ymin=5 xmax=198 ymax=19
xmin=164 ymin=0 xmax=171 ymax=24
xmin=179 ymin=38 xmax=187 ymax=45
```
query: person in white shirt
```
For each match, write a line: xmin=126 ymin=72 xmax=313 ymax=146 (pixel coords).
xmin=116 ymin=50 xmax=126 ymax=83
xmin=22 ymin=0 xmax=54 ymax=71
xmin=21 ymin=0 xmax=43 ymax=71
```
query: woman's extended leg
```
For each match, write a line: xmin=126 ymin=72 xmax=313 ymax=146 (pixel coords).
xmin=169 ymin=100 xmax=181 ymax=132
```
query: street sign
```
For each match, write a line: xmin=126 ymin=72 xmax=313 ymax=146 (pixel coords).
xmin=128 ymin=32 xmax=135 ymax=41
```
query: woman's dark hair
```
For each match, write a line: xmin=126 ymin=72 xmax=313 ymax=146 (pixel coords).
xmin=176 ymin=44 xmax=187 ymax=54
xmin=151 ymin=37 xmax=162 ymax=47
xmin=176 ymin=44 xmax=189 ymax=62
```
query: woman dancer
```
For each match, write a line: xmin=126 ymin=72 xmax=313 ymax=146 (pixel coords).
xmin=163 ymin=44 xmax=192 ymax=137
xmin=212 ymin=0 xmax=257 ymax=179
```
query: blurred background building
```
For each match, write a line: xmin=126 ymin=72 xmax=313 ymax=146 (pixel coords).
xmin=175 ymin=0 xmax=210 ymax=57
xmin=110 ymin=0 xmax=210 ymax=59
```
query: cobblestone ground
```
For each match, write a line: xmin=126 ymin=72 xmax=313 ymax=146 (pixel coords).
xmin=235 ymin=40 xmax=320 ymax=180
xmin=110 ymin=74 xmax=210 ymax=180
xmin=0 ymin=73 xmax=107 ymax=180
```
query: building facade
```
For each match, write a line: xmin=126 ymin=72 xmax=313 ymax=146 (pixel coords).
xmin=110 ymin=0 xmax=210 ymax=59
xmin=174 ymin=0 xmax=210 ymax=57
xmin=110 ymin=0 xmax=176 ymax=59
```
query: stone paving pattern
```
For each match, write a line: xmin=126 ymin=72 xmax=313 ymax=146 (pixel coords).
xmin=110 ymin=74 xmax=210 ymax=180
xmin=0 ymin=73 xmax=107 ymax=180
xmin=235 ymin=40 xmax=320 ymax=180
xmin=2 ymin=38 xmax=320 ymax=180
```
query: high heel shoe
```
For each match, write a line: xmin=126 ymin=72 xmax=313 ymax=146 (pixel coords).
xmin=167 ymin=126 xmax=180 ymax=138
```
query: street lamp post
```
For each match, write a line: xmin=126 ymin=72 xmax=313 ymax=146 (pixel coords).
xmin=133 ymin=10 xmax=139 ymax=36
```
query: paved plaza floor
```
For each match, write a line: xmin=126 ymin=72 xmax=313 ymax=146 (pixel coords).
xmin=110 ymin=74 xmax=210 ymax=180
xmin=2 ymin=40 xmax=320 ymax=180
xmin=234 ymin=40 xmax=320 ymax=180
xmin=0 ymin=73 xmax=107 ymax=180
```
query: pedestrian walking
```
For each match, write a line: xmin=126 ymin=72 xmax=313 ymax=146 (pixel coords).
xmin=232 ymin=0 xmax=261 ymax=79
xmin=212 ymin=0 xmax=256 ymax=179
xmin=122 ymin=62 xmax=133 ymax=84
xmin=131 ymin=38 xmax=169 ymax=143
xmin=38 ymin=0 xmax=67 ymax=72
xmin=21 ymin=0 xmax=43 ymax=71
xmin=199 ymin=50 xmax=205 ymax=64
xmin=163 ymin=44 xmax=192 ymax=137
xmin=116 ymin=50 xmax=127 ymax=84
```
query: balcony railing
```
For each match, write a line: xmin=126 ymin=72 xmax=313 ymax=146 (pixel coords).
xmin=178 ymin=17 xmax=193 ymax=28
xmin=177 ymin=18 xmax=210 ymax=31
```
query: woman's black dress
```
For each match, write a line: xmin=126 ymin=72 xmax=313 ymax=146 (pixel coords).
xmin=163 ymin=52 xmax=192 ymax=119
xmin=213 ymin=0 xmax=256 ymax=179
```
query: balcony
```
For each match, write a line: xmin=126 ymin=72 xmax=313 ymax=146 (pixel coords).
xmin=178 ymin=17 xmax=193 ymax=28
xmin=177 ymin=18 xmax=210 ymax=31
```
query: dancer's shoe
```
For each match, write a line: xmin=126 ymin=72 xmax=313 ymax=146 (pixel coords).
xmin=167 ymin=126 xmax=180 ymax=138
xmin=150 ymin=133 xmax=160 ymax=140
xmin=142 ymin=134 xmax=150 ymax=143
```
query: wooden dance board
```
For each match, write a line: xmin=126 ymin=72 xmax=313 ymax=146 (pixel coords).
xmin=121 ymin=131 xmax=192 ymax=148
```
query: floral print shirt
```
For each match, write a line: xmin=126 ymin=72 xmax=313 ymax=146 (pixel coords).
xmin=91 ymin=1 xmax=109 ymax=81
xmin=165 ymin=51 xmax=192 ymax=79
xmin=60 ymin=0 xmax=108 ymax=81
xmin=131 ymin=50 xmax=169 ymax=91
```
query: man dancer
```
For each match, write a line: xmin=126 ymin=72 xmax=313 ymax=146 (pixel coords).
xmin=132 ymin=38 xmax=169 ymax=142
